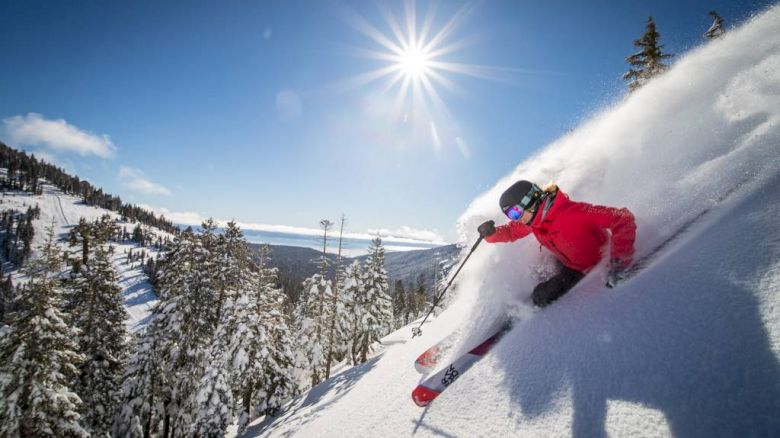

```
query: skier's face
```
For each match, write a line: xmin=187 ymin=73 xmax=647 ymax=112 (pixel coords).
xmin=519 ymin=209 xmax=534 ymax=225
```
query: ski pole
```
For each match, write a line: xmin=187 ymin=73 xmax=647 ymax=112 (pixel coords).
xmin=412 ymin=235 xmax=483 ymax=338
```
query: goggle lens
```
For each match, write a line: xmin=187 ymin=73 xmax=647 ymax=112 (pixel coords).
xmin=504 ymin=205 xmax=524 ymax=220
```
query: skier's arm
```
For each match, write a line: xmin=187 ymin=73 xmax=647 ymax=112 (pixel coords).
xmin=579 ymin=203 xmax=637 ymax=267
xmin=485 ymin=221 xmax=532 ymax=243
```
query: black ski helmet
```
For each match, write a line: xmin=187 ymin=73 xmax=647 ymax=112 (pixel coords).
xmin=499 ymin=180 xmax=542 ymax=212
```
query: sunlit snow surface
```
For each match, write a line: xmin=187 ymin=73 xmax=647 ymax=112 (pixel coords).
xmin=0 ymin=184 xmax=164 ymax=332
xmin=242 ymin=5 xmax=780 ymax=438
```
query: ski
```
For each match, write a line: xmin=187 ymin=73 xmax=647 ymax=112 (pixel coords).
xmin=414 ymin=317 xmax=511 ymax=374
xmin=411 ymin=322 xmax=512 ymax=407
xmin=414 ymin=330 xmax=461 ymax=374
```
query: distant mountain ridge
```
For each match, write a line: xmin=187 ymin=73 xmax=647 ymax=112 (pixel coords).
xmin=248 ymin=243 xmax=460 ymax=294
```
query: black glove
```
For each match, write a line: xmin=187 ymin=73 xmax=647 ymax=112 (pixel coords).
xmin=477 ymin=220 xmax=496 ymax=238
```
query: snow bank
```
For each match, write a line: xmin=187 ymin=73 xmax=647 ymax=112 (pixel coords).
xmin=244 ymin=5 xmax=780 ymax=437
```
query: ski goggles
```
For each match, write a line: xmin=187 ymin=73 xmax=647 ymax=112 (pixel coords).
xmin=503 ymin=204 xmax=526 ymax=221
xmin=502 ymin=184 xmax=542 ymax=220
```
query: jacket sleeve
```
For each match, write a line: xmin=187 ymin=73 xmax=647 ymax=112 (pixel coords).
xmin=578 ymin=203 xmax=637 ymax=267
xmin=485 ymin=221 xmax=532 ymax=243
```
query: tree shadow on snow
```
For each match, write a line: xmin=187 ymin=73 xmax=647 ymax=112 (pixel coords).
xmin=241 ymin=355 xmax=382 ymax=437
xmin=494 ymin=175 xmax=780 ymax=437
xmin=122 ymin=282 xmax=157 ymax=307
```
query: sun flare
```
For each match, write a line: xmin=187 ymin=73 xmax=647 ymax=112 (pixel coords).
xmin=397 ymin=46 xmax=432 ymax=80
xmin=343 ymin=1 xmax=505 ymax=153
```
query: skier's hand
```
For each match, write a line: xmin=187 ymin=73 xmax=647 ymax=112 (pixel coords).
xmin=478 ymin=220 xmax=496 ymax=238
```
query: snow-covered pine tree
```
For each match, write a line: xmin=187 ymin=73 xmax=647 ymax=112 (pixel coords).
xmin=215 ymin=221 xmax=248 ymax=321
xmin=68 ymin=217 xmax=92 ymax=269
xmin=116 ymin=225 xmax=223 ymax=437
xmin=342 ymin=260 xmax=366 ymax=365
xmin=704 ymin=11 xmax=725 ymax=40
xmin=358 ymin=237 xmax=393 ymax=363
xmin=113 ymin=323 xmax=162 ymax=438
xmin=188 ymin=350 xmax=232 ymax=437
xmin=294 ymin=273 xmax=334 ymax=387
xmin=165 ymin=222 xmax=225 ymax=435
xmin=292 ymin=219 xmax=337 ymax=387
xmin=240 ymin=245 xmax=296 ymax=422
xmin=324 ymin=214 xmax=352 ymax=379
xmin=114 ymin=230 xmax=200 ymax=437
xmin=623 ymin=16 xmax=673 ymax=92
xmin=190 ymin=230 xmax=296 ymax=436
xmin=71 ymin=246 xmax=129 ymax=437
xmin=318 ymin=219 xmax=333 ymax=278
xmin=0 ymin=225 xmax=89 ymax=437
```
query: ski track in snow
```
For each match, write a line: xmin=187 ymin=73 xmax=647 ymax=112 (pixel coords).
xmin=242 ymin=5 xmax=780 ymax=438
xmin=0 ymin=183 xmax=165 ymax=332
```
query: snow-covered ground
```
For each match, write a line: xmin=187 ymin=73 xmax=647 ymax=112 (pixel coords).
xmin=0 ymin=182 xmax=167 ymax=331
xmin=242 ymin=5 xmax=780 ymax=437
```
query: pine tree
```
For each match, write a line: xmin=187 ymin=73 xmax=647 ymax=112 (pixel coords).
xmin=623 ymin=17 xmax=673 ymax=92
xmin=292 ymin=219 xmax=337 ymax=386
xmin=114 ymin=325 xmax=162 ymax=438
xmin=189 ymin=353 xmax=232 ymax=437
xmin=0 ymin=267 xmax=12 ymax=326
xmin=0 ymin=225 xmax=88 ymax=437
xmin=294 ymin=273 xmax=334 ymax=386
xmin=192 ymin=234 xmax=297 ymax=436
xmin=407 ymin=273 xmax=430 ymax=323
xmin=71 ymin=246 xmax=129 ymax=437
xmin=358 ymin=237 xmax=393 ymax=363
xmin=166 ymin=223 xmax=224 ymax=435
xmin=68 ymin=217 xmax=92 ymax=268
xmin=250 ymin=245 xmax=297 ymax=414
xmin=342 ymin=261 xmax=366 ymax=365
xmin=325 ymin=214 xmax=351 ymax=379
xmin=704 ymin=11 xmax=725 ymax=40
xmin=393 ymin=279 xmax=407 ymax=327
xmin=116 ymin=226 xmax=222 ymax=437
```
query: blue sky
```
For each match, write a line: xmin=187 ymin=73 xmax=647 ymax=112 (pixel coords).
xmin=0 ymin=0 xmax=769 ymax=243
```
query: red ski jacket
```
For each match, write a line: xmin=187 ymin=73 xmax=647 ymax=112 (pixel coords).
xmin=486 ymin=190 xmax=636 ymax=273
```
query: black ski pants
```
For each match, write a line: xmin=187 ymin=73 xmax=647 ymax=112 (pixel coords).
xmin=532 ymin=263 xmax=585 ymax=308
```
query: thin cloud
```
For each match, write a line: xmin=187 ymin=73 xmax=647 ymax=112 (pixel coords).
xmin=2 ymin=113 xmax=116 ymax=158
xmin=136 ymin=204 xmax=449 ymax=245
xmin=366 ymin=226 xmax=446 ymax=244
xmin=136 ymin=204 xmax=205 ymax=225
xmin=118 ymin=166 xmax=171 ymax=196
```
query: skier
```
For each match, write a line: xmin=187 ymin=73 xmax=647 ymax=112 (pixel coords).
xmin=478 ymin=180 xmax=636 ymax=307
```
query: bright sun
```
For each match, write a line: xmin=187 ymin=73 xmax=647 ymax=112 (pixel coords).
xmin=397 ymin=46 xmax=432 ymax=80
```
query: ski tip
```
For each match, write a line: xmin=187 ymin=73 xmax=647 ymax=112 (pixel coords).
xmin=412 ymin=385 xmax=440 ymax=407
xmin=414 ymin=362 xmax=433 ymax=374
xmin=414 ymin=347 xmax=440 ymax=374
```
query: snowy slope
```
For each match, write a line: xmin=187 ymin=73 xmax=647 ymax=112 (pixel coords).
xmin=0 ymin=181 xmax=167 ymax=331
xmin=242 ymin=5 xmax=780 ymax=437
